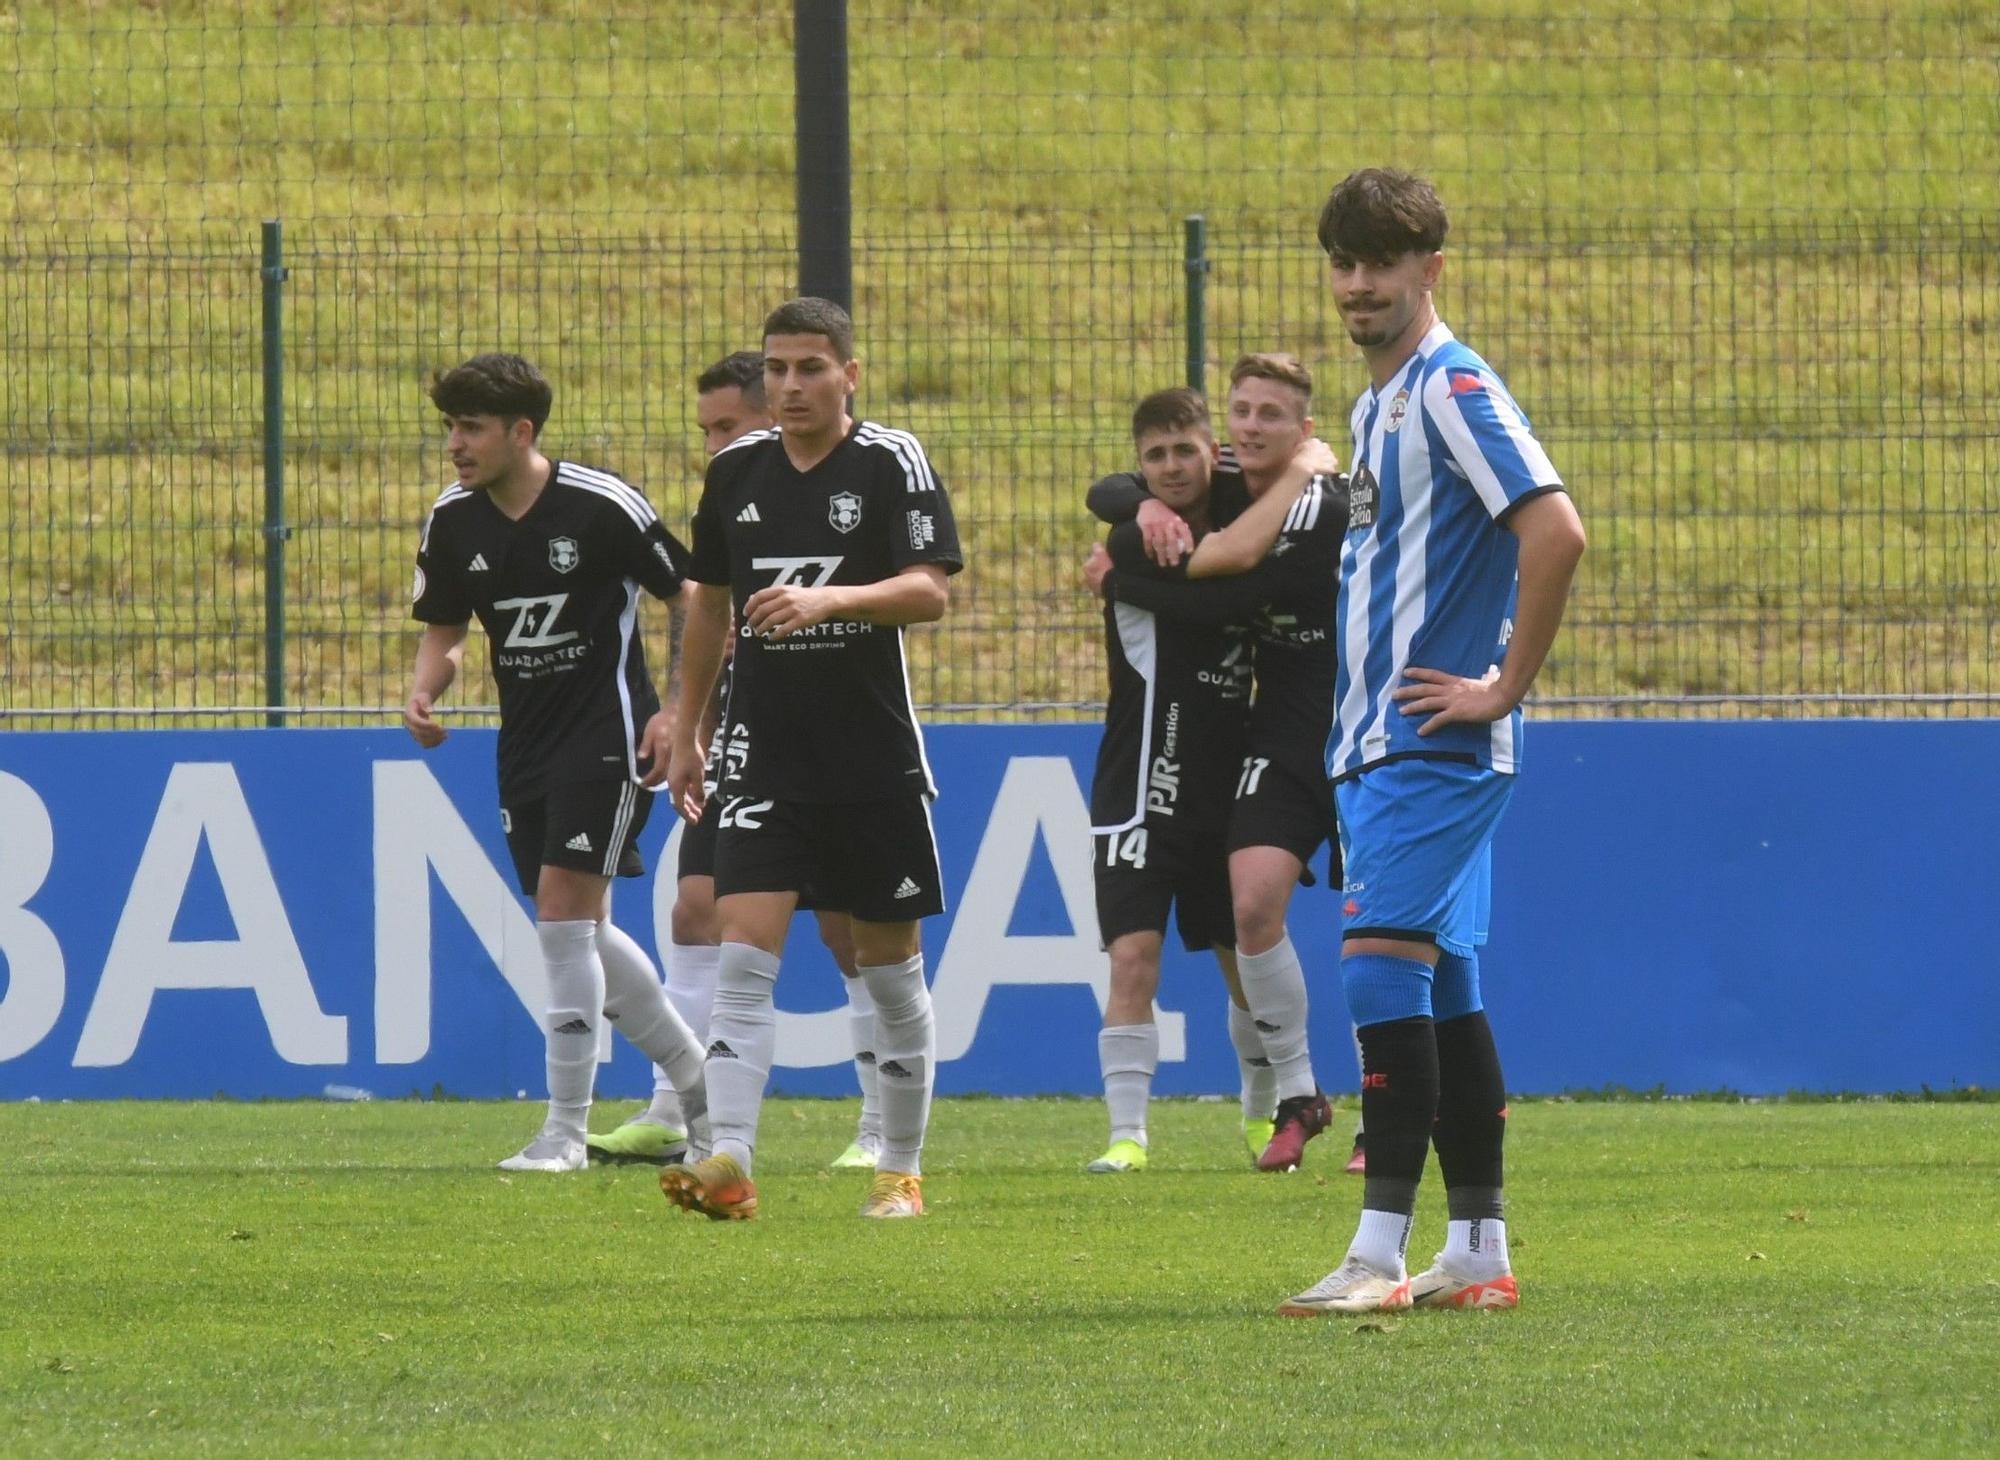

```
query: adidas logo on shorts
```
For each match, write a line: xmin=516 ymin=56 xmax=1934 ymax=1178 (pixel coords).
xmin=893 ymin=877 xmax=922 ymax=899
xmin=565 ymin=832 xmax=593 ymax=852
xmin=736 ymin=503 xmax=762 ymax=523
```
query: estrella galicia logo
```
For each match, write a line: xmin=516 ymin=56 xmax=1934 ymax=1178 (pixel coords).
xmin=1348 ymin=465 xmax=1379 ymax=532
xmin=829 ymin=491 xmax=863 ymax=534
xmin=548 ymin=536 xmax=580 ymax=573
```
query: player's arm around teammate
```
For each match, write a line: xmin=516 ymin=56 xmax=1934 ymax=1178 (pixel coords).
xmin=1082 ymin=390 xmax=1254 ymax=1174
xmin=1097 ymin=357 xmax=1361 ymax=1173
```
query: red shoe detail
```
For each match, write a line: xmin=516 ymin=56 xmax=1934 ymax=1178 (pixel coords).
xmin=1257 ymin=1092 xmax=1333 ymax=1171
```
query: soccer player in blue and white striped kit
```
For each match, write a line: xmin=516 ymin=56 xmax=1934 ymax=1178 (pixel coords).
xmin=1279 ymin=169 xmax=1587 ymax=1316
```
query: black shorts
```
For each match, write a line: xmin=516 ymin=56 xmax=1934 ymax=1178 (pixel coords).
xmin=501 ymin=779 xmax=653 ymax=897
xmin=675 ymin=788 xmax=721 ymax=881
xmin=1093 ymin=824 xmax=1234 ymax=953
xmin=713 ymin=794 xmax=944 ymax=923
xmin=1225 ymin=752 xmax=1342 ymax=887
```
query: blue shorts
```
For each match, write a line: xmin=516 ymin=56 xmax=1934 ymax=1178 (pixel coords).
xmin=1334 ymin=759 xmax=1514 ymax=958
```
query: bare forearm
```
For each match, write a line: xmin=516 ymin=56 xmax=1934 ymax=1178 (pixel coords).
xmin=673 ymin=586 xmax=731 ymax=729
xmin=825 ymin=568 xmax=949 ymax=626
xmin=410 ymin=625 xmax=465 ymax=701
xmin=1186 ymin=462 xmax=1311 ymax=578
xmin=1496 ymin=497 xmax=1586 ymax=705
xmin=663 ymin=596 xmax=687 ymax=708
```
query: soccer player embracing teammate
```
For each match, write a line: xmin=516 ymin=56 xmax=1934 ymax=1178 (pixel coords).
xmin=1081 ymin=387 xmax=1331 ymax=1172
xmin=1091 ymin=355 xmax=1357 ymax=1174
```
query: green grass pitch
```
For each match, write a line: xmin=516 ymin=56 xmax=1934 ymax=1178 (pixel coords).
xmin=3 ymin=1097 xmax=1996 ymax=1456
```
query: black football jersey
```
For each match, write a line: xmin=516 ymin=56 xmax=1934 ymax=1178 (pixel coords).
xmin=1090 ymin=518 xmax=1252 ymax=836
xmin=1105 ymin=475 xmax=1347 ymax=780
xmin=411 ymin=460 xmax=688 ymax=800
xmin=687 ymin=421 xmax=964 ymax=803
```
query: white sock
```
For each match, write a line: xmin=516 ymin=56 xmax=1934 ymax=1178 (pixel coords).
xmin=536 ymin=919 xmax=605 ymax=1142
xmin=844 ymin=974 xmax=883 ymax=1146
xmin=861 ymin=956 xmax=935 ymax=1176
xmin=645 ymin=941 xmax=721 ymax=1127
xmin=666 ymin=942 xmax=721 ymax=1045
xmin=597 ymin=919 xmax=706 ymax=1135
xmin=1098 ymin=1022 xmax=1158 ymax=1146
xmin=1238 ymin=933 xmax=1316 ymax=1102
xmin=705 ymin=942 xmax=780 ymax=1174
xmin=1347 ymin=1207 xmax=1414 ymax=1277
xmin=1444 ymin=1217 xmax=1511 ymax=1275
xmin=1227 ymin=1002 xmax=1277 ymax=1124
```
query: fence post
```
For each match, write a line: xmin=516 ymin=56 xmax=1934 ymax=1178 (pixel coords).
xmin=794 ymin=0 xmax=852 ymax=310
xmin=260 ymin=220 xmax=290 ymax=729
xmin=1184 ymin=214 xmax=1208 ymax=393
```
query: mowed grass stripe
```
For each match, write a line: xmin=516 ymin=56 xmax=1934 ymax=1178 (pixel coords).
xmin=2 ymin=1099 xmax=1995 ymax=1455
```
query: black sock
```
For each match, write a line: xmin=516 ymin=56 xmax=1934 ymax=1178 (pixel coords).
xmin=1355 ymin=1015 xmax=1439 ymax=1215
xmin=1433 ymin=1010 xmax=1507 ymax=1218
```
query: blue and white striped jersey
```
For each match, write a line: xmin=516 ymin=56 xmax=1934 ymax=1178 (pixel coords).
xmin=1325 ymin=321 xmax=1564 ymax=783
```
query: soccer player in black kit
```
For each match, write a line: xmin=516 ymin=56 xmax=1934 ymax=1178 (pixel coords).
xmin=659 ymin=298 xmax=962 ymax=1221
xmin=403 ymin=353 xmax=711 ymax=1173
xmin=591 ymin=352 xmax=883 ymax=1173
xmin=1089 ymin=355 xmax=1354 ymax=1175
xmin=1080 ymin=387 xmax=1327 ymax=1173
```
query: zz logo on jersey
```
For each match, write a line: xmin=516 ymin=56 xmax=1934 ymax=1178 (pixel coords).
xmin=493 ymin=594 xmax=579 ymax=648
xmin=548 ymin=536 xmax=580 ymax=573
xmin=828 ymin=491 xmax=863 ymax=534
xmin=752 ymin=555 xmax=843 ymax=588
xmin=719 ymin=797 xmax=774 ymax=830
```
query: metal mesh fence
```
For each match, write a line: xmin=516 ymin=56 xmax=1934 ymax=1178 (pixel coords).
xmin=4 ymin=3 xmax=1997 ymax=725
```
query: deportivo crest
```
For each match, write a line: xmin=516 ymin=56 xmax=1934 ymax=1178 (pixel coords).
xmin=1384 ymin=388 xmax=1410 ymax=433
xmin=548 ymin=536 xmax=580 ymax=573
xmin=829 ymin=491 xmax=863 ymax=534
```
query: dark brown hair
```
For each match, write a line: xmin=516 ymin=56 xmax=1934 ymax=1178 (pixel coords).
xmin=697 ymin=350 xmax=767 ymax=407
xmin=762 ymin=297 xmax=855 ymax=361
xmin=427 ymin=353 xmax=553 ymax=436
xmin=1316 ymin=168 xmax=1449 ymax=263
xmin=1131 ymin=387 xmax=1211 ymax=443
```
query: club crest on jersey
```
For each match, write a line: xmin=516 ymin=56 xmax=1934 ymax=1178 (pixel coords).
xmin=1384 ymin=388 xmax=1410 ymax=434
xmin=548 ymin=536 xmax=580 ymax=573
xmin=828 ymin=491 xmax=863 ymax=534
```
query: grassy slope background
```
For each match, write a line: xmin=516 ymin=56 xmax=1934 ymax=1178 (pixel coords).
xmin=3 ymin=1 xmax=1998 ymax=719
